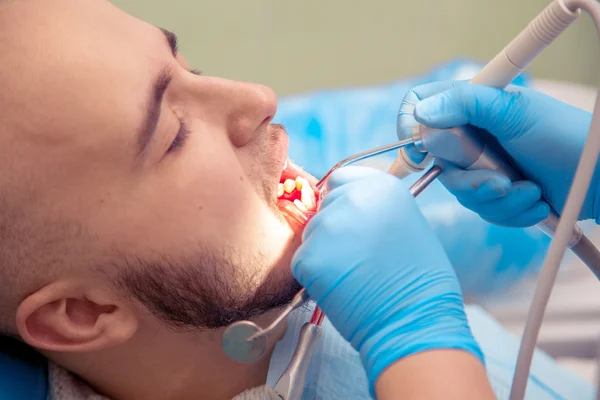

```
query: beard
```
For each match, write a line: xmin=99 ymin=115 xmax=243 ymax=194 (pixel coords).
xmin=111 ymin=208 xmax=301 ymax=330
xmin=112 ymin=244 xmax=302 ymax=330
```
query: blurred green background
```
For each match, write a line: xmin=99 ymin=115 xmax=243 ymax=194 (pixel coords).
xmin=112 ymin=0 xmax=599 ymax=96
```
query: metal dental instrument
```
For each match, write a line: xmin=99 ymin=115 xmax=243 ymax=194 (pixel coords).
xmin=223 ymin=289 xmax=309 ymax=363
xmin=316 ymin=137 xmax=416 ymax=189
xmin=272 ymin=322 xmax=322 ymax=400
xmin=248 ymin=289 xmax=309 ymax=342
xmin=409 ymin=165 xmax=442 ymax=197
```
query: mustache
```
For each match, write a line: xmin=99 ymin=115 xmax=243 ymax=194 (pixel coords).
xmin=269 ymin=123 xmax=286 ymax=134
xmin=250 ymin=123 xmax=288 ymax=202
xmin=261 ymin=123 xmax=286 ymax=162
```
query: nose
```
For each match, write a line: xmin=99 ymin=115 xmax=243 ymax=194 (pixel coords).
xmin=195 ymin=77 xmax=278 ymax=147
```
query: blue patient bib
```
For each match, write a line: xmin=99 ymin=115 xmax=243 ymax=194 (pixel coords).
xmin=0 ymin=336 xmax=48 ymax=400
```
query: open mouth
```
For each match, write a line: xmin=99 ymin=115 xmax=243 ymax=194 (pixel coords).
xmin=276 ymin=160 xmax=320 ymax=228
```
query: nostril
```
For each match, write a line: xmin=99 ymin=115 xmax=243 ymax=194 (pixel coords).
xmin=255 ymin=84 xmax=277 ymax=122
xmin=260 ymin=115 xmax=274 ymax=129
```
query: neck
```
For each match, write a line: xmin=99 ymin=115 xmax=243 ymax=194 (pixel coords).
xmin=50 ymin=311 xmax=287 ymax=400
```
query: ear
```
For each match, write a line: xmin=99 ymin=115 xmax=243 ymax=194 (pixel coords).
xmin=15 ymin=280 xmax=138 ymax=352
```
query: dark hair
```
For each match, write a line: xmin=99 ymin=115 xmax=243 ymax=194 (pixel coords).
xmin=109 ymin=249 xmax=302 ymax=330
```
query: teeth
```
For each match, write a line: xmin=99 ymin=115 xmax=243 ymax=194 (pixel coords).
xmin=301 ymin=185 xmax=316 ymax=211
xmin=283 ymin=179 xmax=296 ymax=193
xmin=295 ymin=177 xmax=308 ymax=191
xmin=278 ymin=174 xmax=318 ymax=213
xmin=293 ymin=199 xmax=307 ymax=212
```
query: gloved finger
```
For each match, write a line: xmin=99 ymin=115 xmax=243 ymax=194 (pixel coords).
xmin=472 ymin=181 xmax=543 ymax=220
xmin=437 ymin=160 xmax=512 ymax=203
xmin=483 ymin=201 xmax=550 ymax=227
xmin=408 ymin=79 xmax=469 ymax=101
xmin=414 ymin=84 xmax=525 ymax=138
xmin=398 ymin=81 xmax=470 ymax=165
xmin=315 ymin=166 xmax=379 ymax=209
xmin=292 ymin=232 xmax=328 ymax=286
xmin=324 ymin=166 xmax=382 ymax=191
xmin=305 ymin=166 xmax=388 ymax=239
xmin=398 ymin=80 xmax=468 ymax=139
xmin=397 ymin=90 xmax=428 ymax=164
xmin=399 ymin=144 xmax=429 ymax=165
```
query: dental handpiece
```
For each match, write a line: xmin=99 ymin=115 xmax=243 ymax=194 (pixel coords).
xmin=390 ymin=0 xmax=585 ymax=249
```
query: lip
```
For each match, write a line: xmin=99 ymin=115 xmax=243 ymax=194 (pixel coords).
xmin=281 ymin=159 xmax=318 ymax=191
xmin=277 ymin=159 xmax=320 ymax=232
xmin=266 ymin=124 xmax=320 ymax=231
xmin=269 ymin=124 xmax=290 ymax=173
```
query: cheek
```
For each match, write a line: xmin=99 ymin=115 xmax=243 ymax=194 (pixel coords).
xmin=176 ymin=148 xmax=261 ymax=221
xmin=175 ymin=137 xmax=273 ymax=219
xmin=90 ymin=127 xmax=294 ymax=268
xmin=115 ymin=154 xmax=274 ymax=250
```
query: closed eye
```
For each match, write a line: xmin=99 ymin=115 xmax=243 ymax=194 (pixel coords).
xmin=167 ymin=122 xmax=190 ymax=153
xmin=165 ymin=71 xmax=200 ymax=154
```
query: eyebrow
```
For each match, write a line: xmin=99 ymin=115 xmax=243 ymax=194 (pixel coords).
xmin=136 ymin=28 xmax=180 ymax=159
xmin=160 ymin=28 xmax=179 ymax=57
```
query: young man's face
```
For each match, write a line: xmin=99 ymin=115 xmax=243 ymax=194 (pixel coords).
xmin=0 ymin=0 xmax=317 ymax=332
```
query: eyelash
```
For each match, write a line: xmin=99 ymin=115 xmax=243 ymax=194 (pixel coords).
xmin=168 ymin=122 xmax=191 ymax=153
xmin=165 ymin=69 xmax=201 ymax=153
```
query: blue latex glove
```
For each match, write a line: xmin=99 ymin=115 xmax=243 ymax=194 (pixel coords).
xmin=398 ymin=80 xmax=598 ymax=226
xmin=292 ymin=166 xmax=484 ymax=394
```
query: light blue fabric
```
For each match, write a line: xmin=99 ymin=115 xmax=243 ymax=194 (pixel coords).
xmin=273 ymin=59 xmax=555 ymax=297
xmin=0 ymin=336 xmax=48 ymax=400
xmin=266 ymin=305 xmax=595 ymax=399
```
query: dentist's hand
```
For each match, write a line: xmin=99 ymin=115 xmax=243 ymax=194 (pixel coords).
xmin=399 ymin=80 xmax=598 ymax=226
xmin=292 ymin=166 xmax=483 ymax=392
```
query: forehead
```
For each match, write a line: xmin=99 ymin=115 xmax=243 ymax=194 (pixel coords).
xmin=0 ymin=0 xmax=168 ymax=148
xmin=0 ymin=0 xmax=163 ymax=67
